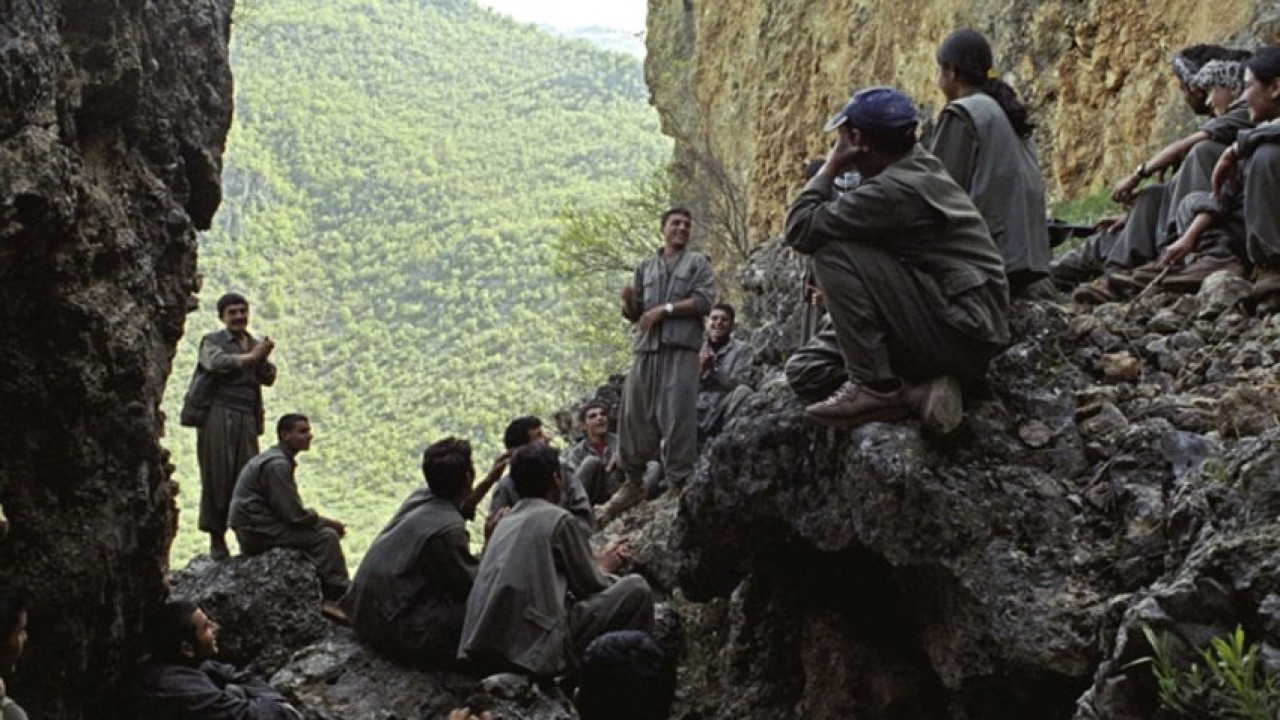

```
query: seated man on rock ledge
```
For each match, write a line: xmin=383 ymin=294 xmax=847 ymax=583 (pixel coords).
xmin=228 ymin=414 xmax=350 ymax=618
xmin=458 ymin=444 xmax=653 ymax=678
xmin=339 ymin=437 xmax=484 ymax=668
xmin=784 ymin=86 xmax=1009 ymax=433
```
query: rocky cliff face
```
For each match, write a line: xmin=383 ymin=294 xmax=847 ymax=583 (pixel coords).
xmin=610 ymin=240 xmax=1280 ymax=719
xmin=0 ymin=0 xmax=233 ymax=716
xmin=645 ymin=0 xmax=1280 ymax=249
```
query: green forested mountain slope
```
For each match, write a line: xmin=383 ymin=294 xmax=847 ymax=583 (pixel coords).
xmin=162 ymin=0 xmax=670 ymax=567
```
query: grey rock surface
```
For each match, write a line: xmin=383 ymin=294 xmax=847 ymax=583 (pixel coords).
xmin=0 ymin=0 xmax=233 ymax=716
xmin=609 ymin=240 xmax=1280 ymax=719
xmin=170 ymin=549 xmax=330 ymax=675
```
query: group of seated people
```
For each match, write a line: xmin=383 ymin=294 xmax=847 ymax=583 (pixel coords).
xmin=1052 ymin=45 xmax=1280 ymax=310
xmin=7 ymin=27 xmax=1277 ymax=720
xmin=781 ymin=34 xmax=1280 ymax=434
xmin=127 ymin=599 xmax=672 ymax=719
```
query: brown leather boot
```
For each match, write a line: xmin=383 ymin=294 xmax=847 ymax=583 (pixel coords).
xmin=594 ymin=478 xmax=646 ymax=526
xmin=804 ymin=380 xmax=911 ymax=428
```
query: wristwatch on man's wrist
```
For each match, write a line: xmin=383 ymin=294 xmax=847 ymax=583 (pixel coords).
xmin=663 ymin=302 xmax=675 ymax=315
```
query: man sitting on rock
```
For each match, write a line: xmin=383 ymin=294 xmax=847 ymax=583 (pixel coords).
xmin=339 ymin=437 xmax=481 ymax=667
xmin=134 ymin=600 xmax=303 ymax=719
xmin=229 ymin=414 xmax=350 ymax=615
xmin=485 ymin=415 xmax=592 ymax=534
xmin=784 ymin=86 xmax=1009 ymax=433
xmin=696 ymin=302 xmax=754 ymax=446
xmin=458 ymin=444 xmax=653 ymax=677
xmin=561 ymin=402 xmax=623 ymax=506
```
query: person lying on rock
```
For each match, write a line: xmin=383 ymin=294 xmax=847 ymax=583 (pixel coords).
xmin=784 ymin=86 xmax=1009 ymax=433
xmin=458 ymin=444 xmax=654 ymax=677
xmin=339 ymin=437 xmax=483 ymax=668
xmin=0 ymin=579 xmax=29 ymax=720
xmin=134 ymin=600 xmax=302 ymax=719
xmin=228 ymin=414 xmax=350 ymax=617
xmin=486 ymin=415 xmax=593 ymax=536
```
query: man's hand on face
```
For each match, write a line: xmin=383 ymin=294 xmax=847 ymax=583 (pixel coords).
xmin=821 ymin=127 xmax=864 ymax=177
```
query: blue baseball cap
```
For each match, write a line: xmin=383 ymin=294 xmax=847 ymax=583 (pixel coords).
xmin=823 ymin=86 xmax=919 ymax=136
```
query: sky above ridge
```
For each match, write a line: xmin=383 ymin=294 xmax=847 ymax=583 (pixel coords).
xmin=475 ymin=0 xmax=646 ymax=33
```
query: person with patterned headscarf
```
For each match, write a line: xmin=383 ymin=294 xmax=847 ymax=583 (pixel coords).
xmin=1065 ymin=44 xmax=1255 ymax=303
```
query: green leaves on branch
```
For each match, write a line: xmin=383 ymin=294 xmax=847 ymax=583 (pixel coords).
xmin=1129 ymin=624 xmax=1280 ymax=719
xmin=551 ymin=165 xmax=677 ymax=281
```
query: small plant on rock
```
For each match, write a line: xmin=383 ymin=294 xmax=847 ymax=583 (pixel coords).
xmin=1129 ymin=624 xmax=1280 ymax=719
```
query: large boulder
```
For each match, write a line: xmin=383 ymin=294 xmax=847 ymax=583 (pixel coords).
xmin=609 ymin=238 xmax=1280 ymax=719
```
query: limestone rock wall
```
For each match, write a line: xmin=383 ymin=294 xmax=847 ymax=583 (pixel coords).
xmin=0 ymin=0 xmax=233 ymax=716
xmin=645 ymin=0 xmax=1280 ymax=249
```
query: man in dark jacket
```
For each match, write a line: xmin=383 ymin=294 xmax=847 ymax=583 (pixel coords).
xmin=339 ymin=437 xmax=480 ymax=666
xmin=134 ymin=601 xmax=302 ymax=719
xmin=785 ymin=86 xmax=1009 ymax=433
xmin=229 ymin=414 xmax=349 ymax=605
xmin=180 ymin=293 xmax=277 ymax=560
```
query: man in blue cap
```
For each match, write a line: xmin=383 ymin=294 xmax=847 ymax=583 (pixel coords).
xmin=784 ymin=86 xmax=1009 ymax=432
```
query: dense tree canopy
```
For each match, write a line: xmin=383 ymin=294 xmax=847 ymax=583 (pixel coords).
xmin=163 ymin=0 xmax=671 ymax=567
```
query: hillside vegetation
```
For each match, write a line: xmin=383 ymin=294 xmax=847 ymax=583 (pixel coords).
xmin=162 ymin=0 xmax=671 ymax=567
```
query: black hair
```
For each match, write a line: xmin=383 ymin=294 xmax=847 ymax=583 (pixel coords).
xmin=710 ymin=302 xmax=736 ymax=325
xmin=0 ymin=580 xmax=28 ymax=641
xmin=216 ymin=292 xmax=248 ymax=316
xmin=510 ymin=443 xmax=561 ymax=500
xmin=937 ymin=29 xmax=1035 ymax=138
xmin=853 ymin=125 xmax=918 ymax=155
xmin=276 ymin=413 xmax=309 ymax=441
xmin=1248 ymin=45 xmax=1280 ymax=84
xmin=577 ymin=631 xmax=675 ymax=720
xmin=421 ymin=436 xmax=473 ymax=499
xmin=577 ymin=401 xmax=609 ymax=424
xmin=143 ymin=600 xmax=200 ymax=662
xmin=1176 ymin=44 xmax=1253 ymax=72
xmin=502 ymin=416 xmax=542 ymax=450
xmin=659 ymin=206 xmax=692 ymax=228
